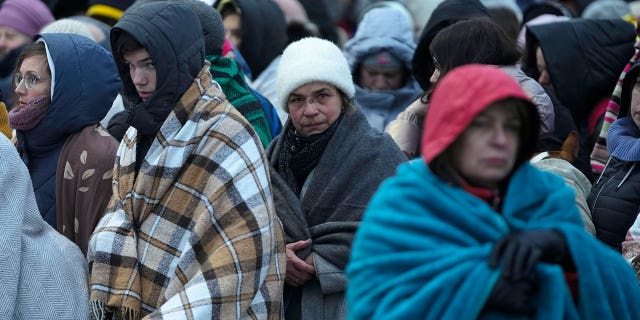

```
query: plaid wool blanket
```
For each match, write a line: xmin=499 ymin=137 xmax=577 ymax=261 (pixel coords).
xmin=88 ymin=65 xmax=285 ymax=319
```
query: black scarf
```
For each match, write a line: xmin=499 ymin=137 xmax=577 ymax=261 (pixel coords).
xmin=277 ymin=116 xmax=343 ymax=195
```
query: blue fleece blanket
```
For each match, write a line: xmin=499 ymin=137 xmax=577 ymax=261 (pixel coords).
xmin=347 ymin=160 xmax=640 ymax=319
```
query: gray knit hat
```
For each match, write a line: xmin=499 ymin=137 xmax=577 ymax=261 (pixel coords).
xmin=277 ymin=37 xmax=355 ymax=112
xmin=581 ymin=0 xmax=631 ymax=19
xmin=40 ymin=18 xmax=95 ymax=41
xmin=171 ymin=0 xmax=225 ymax=55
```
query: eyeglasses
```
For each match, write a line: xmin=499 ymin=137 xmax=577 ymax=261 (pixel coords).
xmin=14 ymin=72 xmax=47 ymax=90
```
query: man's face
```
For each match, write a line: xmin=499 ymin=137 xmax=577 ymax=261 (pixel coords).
xmin=123 ymin=48 xmax=156 ymax=101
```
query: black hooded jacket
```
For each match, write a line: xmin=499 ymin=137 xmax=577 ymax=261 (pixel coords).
xmin=108 ymin=2 xmax=205 ymax=164
xmin=523 ymin=18 xmax=635 ymax=126
xmin=411 ymin=0 xmax=490 ymax=91
xmin=234 ymin=0 xmax=287 ymax=79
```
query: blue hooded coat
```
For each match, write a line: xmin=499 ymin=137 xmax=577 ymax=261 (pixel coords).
xmin=16 ymin=33 xmax=120 ymax=227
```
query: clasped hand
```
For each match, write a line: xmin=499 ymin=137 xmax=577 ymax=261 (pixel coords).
xmin=285 ymin=239 xmax=316 ymax=287
xmin=484 ymin=229 xmax=568 ymax=315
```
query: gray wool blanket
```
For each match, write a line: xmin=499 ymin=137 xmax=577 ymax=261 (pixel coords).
xmin=0 ymin=135 xmax=89 ymax=319
xmin=267 ymin=106 xmax=406 ymax=284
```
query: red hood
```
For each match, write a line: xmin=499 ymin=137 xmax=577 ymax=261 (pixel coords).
xmin=422 ymin=64 xmax=539 ymax=164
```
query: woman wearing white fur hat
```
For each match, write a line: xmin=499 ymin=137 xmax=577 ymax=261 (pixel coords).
xmin=265 ymin=37 xmax=406 ymax=320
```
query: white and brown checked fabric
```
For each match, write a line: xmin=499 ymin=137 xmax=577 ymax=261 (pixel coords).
xmin=88 ymin=65 xmax=285 ymax=319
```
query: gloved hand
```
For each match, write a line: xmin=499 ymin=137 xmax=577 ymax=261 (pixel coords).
xmin=484 ymin=272 xmax=537 ymax=316
xmin=489 ymin=229 xmax=569 ymax=280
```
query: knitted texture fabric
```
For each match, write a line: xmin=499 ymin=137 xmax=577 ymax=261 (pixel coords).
xmin=87 ymin=0 xmax=135 ymax=20
xmin=276 ymin=37 xmax=355 ymax=112
xmin=40 ymin=18 xmax=95 ymax=40
xmin=208 ymin=55 xmax=273 ymax=147
xmin=590 ymin=40 xmax=640 ymax=174
xmin=171 ymin=0 xmax=225 ymax=55
xmin=0 ymin=0 xmax=54 ymax=37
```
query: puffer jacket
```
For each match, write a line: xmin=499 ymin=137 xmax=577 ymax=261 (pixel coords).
xmin=588 ymin=157 xmax=640 ymax=251
xmin=588 ymin=60 xmax=640 ymax=252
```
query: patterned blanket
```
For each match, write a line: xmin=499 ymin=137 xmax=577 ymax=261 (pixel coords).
xmin=88 ymin=65 xmax=285 ymax=319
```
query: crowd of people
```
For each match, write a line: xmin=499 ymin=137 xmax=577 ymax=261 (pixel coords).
xmin=2 ymin=0 xmax=640 ymax=318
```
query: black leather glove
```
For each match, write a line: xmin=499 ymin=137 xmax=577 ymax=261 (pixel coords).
xmin=489 ymin=229 xmax=570 ymax=280
xmin=484 ymin=272 xmax=537 ymax=316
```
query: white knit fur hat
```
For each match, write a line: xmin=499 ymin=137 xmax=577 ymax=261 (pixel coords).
xmin=277 ymin=37 xmax=355 ymax=112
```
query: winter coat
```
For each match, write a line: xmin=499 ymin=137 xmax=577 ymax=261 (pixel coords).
xmin=15 ymin=33 xmax=120 ymax=228
xmin=523 ymin=18 xmax=635 ymax=126
xmin=343 ymin=7 xmax=422 ymax=132
xmin=266 ymin=106 xmax=406 ymax=320
xmin=532 ymin=157 xmax=595 ymax=235
xmin=588 ymin=59 xmax=640 ymax=252
xmin=232 ymin=0 xmax=287 ymax=79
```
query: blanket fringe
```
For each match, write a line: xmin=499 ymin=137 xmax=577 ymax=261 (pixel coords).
xmin=90 ymin=301 xmax=140 ymax=320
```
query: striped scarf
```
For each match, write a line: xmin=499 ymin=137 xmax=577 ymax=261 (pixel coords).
xmin=590 ymin=40 xmax=640 ymax=174
xmin=207 ymin=55 xmax=273 ymax=147
xmin=88 ymin=65 xmax=285 ymax=319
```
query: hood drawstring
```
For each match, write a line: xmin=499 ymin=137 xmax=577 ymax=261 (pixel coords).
xmin=617 ymin=162 xmax=637 ymax=189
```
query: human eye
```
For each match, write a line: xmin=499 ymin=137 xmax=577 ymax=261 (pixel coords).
xmin=505 ymin=120 xmax=521 ymax=132
xmin=469 ymin=118 xmax=490 ymax=128
xmin=24 ymin=73 xmax=38 ymax=87
xmin=288 ymin=95 xmax=304 ymax=107
xmin=366 ymin=69 xmax=379 ymax=77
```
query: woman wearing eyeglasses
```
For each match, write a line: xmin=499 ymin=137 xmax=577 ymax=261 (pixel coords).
xmin=8 ymin=33 xmax=120 ymax=254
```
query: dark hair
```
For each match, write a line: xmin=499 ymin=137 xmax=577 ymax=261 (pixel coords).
xmin=216 ymin=0 xmax=241 ymax=18
xmin=489 ymin=8 xmax=520 ymax=45
xmin=429 ymin=18 xmax=521 ymax=78
xmin=11 ymin=41 xmax=49 ymax=109
xmin=430 ymin=98 xmax=539 ymax=190
xmin=115 ymin=31 xmax=144 ymax=62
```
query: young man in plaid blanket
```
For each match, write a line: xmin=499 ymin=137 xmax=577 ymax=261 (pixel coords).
xmin=87 ymin=2 xmax=285 ymax=319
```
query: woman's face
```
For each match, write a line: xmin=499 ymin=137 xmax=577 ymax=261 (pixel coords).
xmin=536 ymin=47 xmax=552 ymax=90
xmin=14 ymin=55 xmax=51 ymax=108
xmin=0 ymin=26 xmax=30 ymax=59
xmin=287 ymin=81 xmax=343 ymax=136
xmin=450 ymin=101 xmax=522 ymax=189
xmin=430 ymin=56 xmax=441 ymax=85
xmin=631 ymin=75 xmax=640 ymax=129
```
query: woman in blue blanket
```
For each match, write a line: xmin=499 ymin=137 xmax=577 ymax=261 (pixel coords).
xmin=346 ymin=64 xmax=640 ymax=319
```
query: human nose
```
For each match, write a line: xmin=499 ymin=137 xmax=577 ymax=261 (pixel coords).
xmin=538 ymin=70 xmax=550 ymax=85
xmin=302 ymin=98 xmax=319 ymax=116
xmin=15 ymin=78 xmax=26 ymax=95
xmin=491 ymin=125 xmax=509 ymax=146
xmin=131 ymin=68 xmax=147 ymax=86
xmin=371 ymin=75 xmax=388 ymax=90
xmin=430 ymin=69 xmax=440 ymax=85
